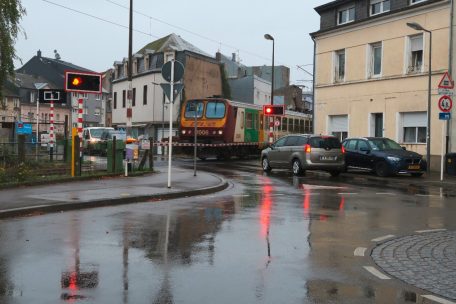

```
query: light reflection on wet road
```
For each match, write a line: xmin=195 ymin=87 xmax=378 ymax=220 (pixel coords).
xmin=0 ymin=163 xmax=455 ymax=303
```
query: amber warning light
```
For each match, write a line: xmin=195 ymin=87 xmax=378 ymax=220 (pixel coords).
xmin=65 ymin=71 xmax=101 ymax=93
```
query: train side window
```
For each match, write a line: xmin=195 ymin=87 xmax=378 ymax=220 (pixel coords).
xmin=288 ymin=118 xmax=293 ymax=132
xmin=246 ymin=112 xmax=253 ymax=129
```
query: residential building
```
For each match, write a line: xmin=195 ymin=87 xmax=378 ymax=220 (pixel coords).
xmin=0 ymin=80 xmax=21 ymax=141
xmin=311 ymin=0 xmax=450 ymax=170
xmin=246 ymin=65 xmax=290 ymax=90
xmin=111 ymin=33 xmax=223 ymax=142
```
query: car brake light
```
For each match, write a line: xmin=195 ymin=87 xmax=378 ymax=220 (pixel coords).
xmin=341 ymin=145 xmax=346 ymax=154
xmin=304 ymin=144 xmax=311 ymax=153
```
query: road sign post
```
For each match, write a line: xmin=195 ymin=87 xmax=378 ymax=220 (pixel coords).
xmin=437 ymin=94 xmax=453 ymax=182
xmin=161 ymin=60 xmax=184 ymax=188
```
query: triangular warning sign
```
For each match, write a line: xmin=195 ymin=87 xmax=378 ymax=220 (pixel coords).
xmin=438 ymin=72 xmax=454 ymax=89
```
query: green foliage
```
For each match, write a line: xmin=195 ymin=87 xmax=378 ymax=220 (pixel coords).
xmin=0 ymin=0 xmax=26 ymax=98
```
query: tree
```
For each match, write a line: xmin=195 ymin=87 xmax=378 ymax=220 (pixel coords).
xmin=0 ymin=0 xmax=26 ymax=98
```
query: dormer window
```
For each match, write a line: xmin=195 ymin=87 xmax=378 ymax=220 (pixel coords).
xmin=338 ymin=6 xmax=355 ymax=25
xmin=370 ymin=0 xmax=390 ymax=16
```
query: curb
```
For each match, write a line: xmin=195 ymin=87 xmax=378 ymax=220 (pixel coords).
xmin=0 ymin=176 xmax=229 ymax=219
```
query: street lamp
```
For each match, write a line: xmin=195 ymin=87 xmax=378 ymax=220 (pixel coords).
xmin=264 ymin=34 xmax=275 ymax=105
xmin=407 ymin=22 xmax=432 ymax=173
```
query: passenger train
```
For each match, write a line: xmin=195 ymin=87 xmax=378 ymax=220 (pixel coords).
xmin=179 ymin=97 xmax=312 ymax=159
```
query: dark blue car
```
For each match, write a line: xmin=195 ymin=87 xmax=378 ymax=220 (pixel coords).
xmin=342 ymin=137 xmax=426 ymax=177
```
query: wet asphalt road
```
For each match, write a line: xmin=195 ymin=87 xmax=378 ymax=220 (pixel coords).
xmin=0 ymin=160 xmax=456 ymax=304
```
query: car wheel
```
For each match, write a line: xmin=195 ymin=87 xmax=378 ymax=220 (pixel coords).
xmin=329 ymin=170 xmax=341 ymax=177
xmin=411 ymin=173 xmax=424 ymax=177
xmin=262 ymin=157 xmax=272 ymax=172
xmin=292 ymin=159 xmax=304 ymax=176
xmin=375 ymin=161 xmax=391 ymax=177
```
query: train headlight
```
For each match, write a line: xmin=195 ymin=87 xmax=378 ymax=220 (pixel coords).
xmin=218 ymin=130 xmax=223 ymax=135
xmin=182 ymin=130 xmax=187 ymax=135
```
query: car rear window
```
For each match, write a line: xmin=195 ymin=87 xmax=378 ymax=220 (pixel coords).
xmin=309 ymin=137 xmax=341 ymax=149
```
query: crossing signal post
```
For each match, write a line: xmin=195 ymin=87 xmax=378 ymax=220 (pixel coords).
xmin=65 ymin=71 xmax=102 ymax=177
xmin=263 ymin=105 xmax=285 ymax=144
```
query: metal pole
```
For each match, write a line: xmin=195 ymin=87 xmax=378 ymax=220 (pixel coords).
xmin=441 ymin=121 xmax=445 ymax=181
xmin=36 ymin=91 xmax=39 ymax=160
xmin=427 ymin=30 xmax=432 ymax=173
xmin=271 ymin=39 xmax=275 ymax=105
xmin=167 ymin=60 xmax=174 ymax=188
xmin=194 ymin=103 xmax=197 ymax=176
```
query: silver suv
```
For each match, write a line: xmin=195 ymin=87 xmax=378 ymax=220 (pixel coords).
xmin=261 ymin=134 xmax=346 ymax=176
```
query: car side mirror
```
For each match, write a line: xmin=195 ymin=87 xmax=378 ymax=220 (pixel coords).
xmin=402 ymin=146 xmax=406 ymax=150
xmin=269 ymin=144 xmax=275 ymax=150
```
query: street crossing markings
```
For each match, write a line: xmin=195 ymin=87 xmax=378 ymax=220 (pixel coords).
xmin=422 ymin=295 xmax=456 ymax=304
xmin=363 ymin=266 xmax=391 ymax=280
xmin=416 ymin=228 xmax=447 ymax=233
xmin=371 ymin=234 xmax=395 ymax=242
xmin=354 ymin=247 xmax=367 ymax=257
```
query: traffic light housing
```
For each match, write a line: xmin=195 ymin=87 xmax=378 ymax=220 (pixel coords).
xmin=263 ymin=105 xmax=285 ymax=116
xmin=65 ymin=71 xmax=102 ymax=93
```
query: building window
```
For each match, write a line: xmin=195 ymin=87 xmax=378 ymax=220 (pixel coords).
xmin=411 ymin=0 xmax=427 ymax=4
xmin=143 ymin=85 xmax=148 ymax=105
xmin=122 ymin=90 xmax=126 ymax=108
xmin=114 ymin=92 xmax=117 ymax=109
xmin=334 ymin=49 xmax=345 ymax=82
xmin=329 ymin=115 xmax=348 ymax=141
xmin=408 ymin=35 xmax=423 ymax=73
xmin=132 ymin=88 xmax=136 ymax=107
xmin=337 ymin=6 xmax=355 ymax=25
xmin=401 ymin=112 xmax=426 ymax=143
xmin=370 ymin=0 xmax=390 ymax=15
xmin=369 ymin=42 xmax=382 ymax=77
xmin=94 ymin=108 xmax=101 ymax=116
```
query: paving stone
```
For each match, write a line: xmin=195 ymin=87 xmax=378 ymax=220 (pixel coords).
xmin=370 ymin=230 xmax=456 ymax=301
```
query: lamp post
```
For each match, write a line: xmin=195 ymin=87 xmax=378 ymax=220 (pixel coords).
xmin=264 ymin=34 xmax=275 ymax=105
xmin=407 ymin=22 xmax=432 ymax=173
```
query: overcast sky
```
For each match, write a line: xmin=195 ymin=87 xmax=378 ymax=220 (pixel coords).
xmin=14 ymin=0 xmax=329 ymax=86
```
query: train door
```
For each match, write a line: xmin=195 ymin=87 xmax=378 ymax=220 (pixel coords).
xmin=233 ymin=108 xmax=245 ymax=143
xmin=259 ymin=112 xmax=264 ymax=143
xmin=244 ymin=109 xmax=259 ymax=143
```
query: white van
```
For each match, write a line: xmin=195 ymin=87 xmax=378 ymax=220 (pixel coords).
xmin=82 ymin=127 xmax=114 ymax=154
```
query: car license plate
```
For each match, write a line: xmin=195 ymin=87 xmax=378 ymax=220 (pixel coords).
xmin=320 ymin=156 xmax=335 ymax=161
xmin=408 ymin=165 xmax=420 ymax=170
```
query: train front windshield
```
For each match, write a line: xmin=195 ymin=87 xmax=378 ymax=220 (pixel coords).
xmin=206 ymin=101 xmax=225 ymax=118
xmin=184 ymin=101 xmax=204 ymax=118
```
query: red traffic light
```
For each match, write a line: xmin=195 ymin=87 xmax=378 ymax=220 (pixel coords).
xmin=65 ymin=71 xmax=101 ymax=93
xmin=263 ymin=105 xmax=285 ymax=116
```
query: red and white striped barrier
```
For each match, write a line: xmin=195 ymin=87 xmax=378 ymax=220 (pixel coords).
xmin=151 ymin=142 xmax=267 ymax=147
xmin=49 ymin=101 xmax=54 ymax=149
xmin=78 ymin=98 xmax=83 ymax=156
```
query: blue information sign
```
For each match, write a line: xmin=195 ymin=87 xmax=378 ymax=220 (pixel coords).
xmin=16 ymin=121 xmax=33 ymax=135
xmin=439 ymin=112 xmax=451 ymax=120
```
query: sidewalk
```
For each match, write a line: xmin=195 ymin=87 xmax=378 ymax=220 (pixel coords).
xmin=0 ymin=166 xmax=228 ymax=218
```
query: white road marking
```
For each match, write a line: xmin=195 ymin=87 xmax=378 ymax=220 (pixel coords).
xmin=375 ymin=192 xmax=396 ymax=195
xmin=371 ymin=234 xmax=395 ymax=242
xmin=422 ymin=295 xmax=456 ymax=304
xmin=301 ymin=184 xmax=346 ymax=190
xmin=354 ymin=247 xmax=367 ymax=257
xmin=416 ymin=228 xmax=447 ymax=233
xmin=337 ymin=192 xmax=358 ymax=195
xmin=363 ymin=266 xmax=390 ymax=280
xmin=415 ymin=194 xmax=437 ymax=197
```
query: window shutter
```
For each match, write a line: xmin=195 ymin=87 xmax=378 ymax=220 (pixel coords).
xmin=329 ymin=115 xmax=348 ymax=132
xmin=403 ymin=112 xmax=426 ymax=127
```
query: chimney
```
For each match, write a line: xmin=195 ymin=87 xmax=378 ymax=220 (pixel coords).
xmin=215 ymin=52 xmax=222 ymax=62
xmin=37 ymin=50 xmax=42 ymax=58
xmin=232 ymin=53 xmax=236 ymax=62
